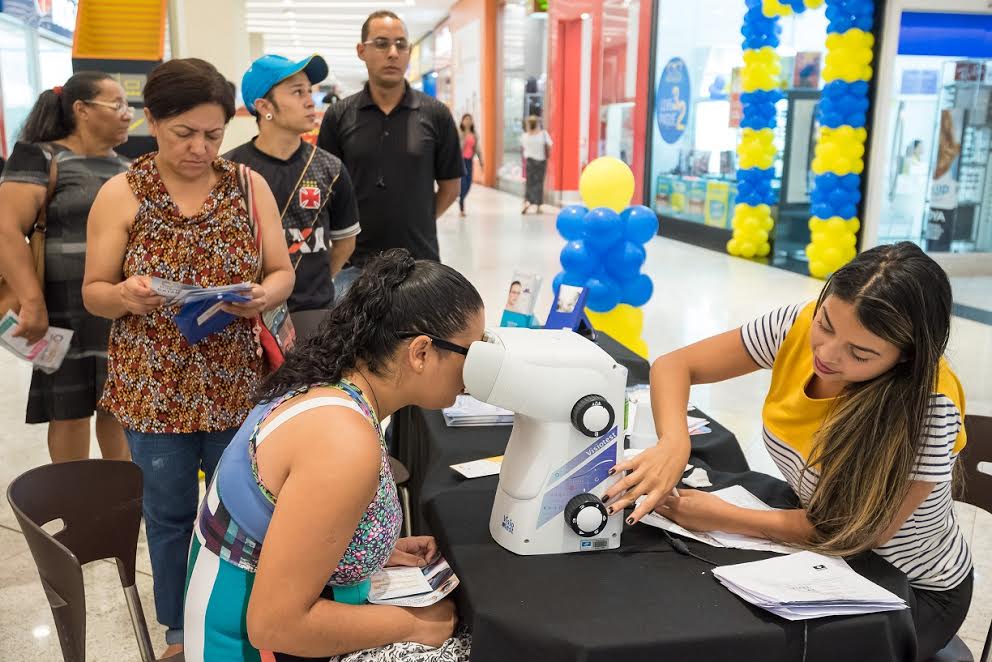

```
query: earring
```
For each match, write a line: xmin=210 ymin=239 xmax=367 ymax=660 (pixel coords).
xmin=264 ymin=113 xmax=273 ymax=120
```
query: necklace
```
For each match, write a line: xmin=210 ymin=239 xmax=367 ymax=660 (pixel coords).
xmin=356 ymin=369 xmax=381 ymax=421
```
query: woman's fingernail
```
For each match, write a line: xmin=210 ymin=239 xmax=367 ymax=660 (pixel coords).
xmin=608 ymin=468 xmax=616 ymax=476
xmin=607 ymin=506 xmax=614 ymax=514
xmin=626 ymin=517 xmax=635 ymax=525
xmin=601 ymin=494 xmax=609 ymax=503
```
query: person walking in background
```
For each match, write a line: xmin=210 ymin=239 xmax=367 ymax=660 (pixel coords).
xmin=227 ymin=53 xmax=360 ymax=315
xmin=82 ymin=58 xmax=294 ymax=659
xmin=318 ymin=10 xmax=463 ymax=299
xmin=458 ymin=113 xmax=482 ymax=217
xmin=0 ymin=72 xmax=131 ymax=463
xmin=521 ymin=115 xmax=551 ymax=215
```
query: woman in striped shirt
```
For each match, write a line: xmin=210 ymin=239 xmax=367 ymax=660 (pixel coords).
xmin=604 ymin=242 xmax=972 ymax=660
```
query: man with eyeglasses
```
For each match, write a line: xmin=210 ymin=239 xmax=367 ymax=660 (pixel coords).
xmin=318 ymin=10 xmax=464 ymax=299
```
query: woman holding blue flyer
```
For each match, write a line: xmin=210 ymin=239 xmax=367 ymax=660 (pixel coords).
xmin=82 ymin=58 xmax=294 ymax=659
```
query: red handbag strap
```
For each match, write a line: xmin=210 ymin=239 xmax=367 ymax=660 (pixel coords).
xmin=237 ymin=164 xmax=263 ymax=280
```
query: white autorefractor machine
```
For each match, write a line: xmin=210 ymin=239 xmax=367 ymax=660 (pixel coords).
xmin=463 ymin=327 xmax=628 ymax=555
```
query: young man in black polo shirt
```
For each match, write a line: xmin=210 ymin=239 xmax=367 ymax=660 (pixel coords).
xmin=318 ymin=10 xmax=463 ymax=296
xmin=227 ymin=54 xmax=360 ymax=312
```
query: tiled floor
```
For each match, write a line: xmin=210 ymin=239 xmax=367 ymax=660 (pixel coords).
xmin=0 ymin=185 xmax=988 ymax=660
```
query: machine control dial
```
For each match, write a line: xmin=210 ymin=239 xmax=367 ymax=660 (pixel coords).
xmin=571 ymin=395 xmax=615 ymax=437
xmin=564 ymin=493 xmax=610 ymax=537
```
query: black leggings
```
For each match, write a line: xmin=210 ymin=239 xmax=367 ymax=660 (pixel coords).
xmin=910 ymin=570 xmax=974 ymax=661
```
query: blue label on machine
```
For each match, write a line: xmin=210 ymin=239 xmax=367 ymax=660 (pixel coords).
xmin=537 ymin=427 xmax=619 ymax=528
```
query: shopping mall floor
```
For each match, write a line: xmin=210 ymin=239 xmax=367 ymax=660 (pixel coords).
xmin=0 ymin=185 xmax=989 ymax=660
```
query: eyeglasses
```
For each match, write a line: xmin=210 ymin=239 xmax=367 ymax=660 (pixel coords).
xmin=398 ymin=332 xmax=470 ymax=356
xmin=363 ymin=37 xmax=411 ymax=53
xmin=84 ymin=99 xmax=135 ymax=117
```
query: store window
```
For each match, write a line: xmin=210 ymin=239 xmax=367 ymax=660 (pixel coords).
xmin=37 ymin=35 xmax=72 ymax=90
xmin=599 ymin=0 xmax=639 ymax=167
xmin=0 ymin=17 xmax=34 ymax=154
xmin=876 ymin=12 xmax=992 ymax=257
xmin=647 ymin=0 xmax=829 ymax=267
xmin=499 ymin=0 xmax=548 ymax=193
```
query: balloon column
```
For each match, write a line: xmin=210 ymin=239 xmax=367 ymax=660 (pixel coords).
xmin=553 ymin=157 xmax=657 ymax=358
xmin=730 ymin=0 xmax=875 ymax=279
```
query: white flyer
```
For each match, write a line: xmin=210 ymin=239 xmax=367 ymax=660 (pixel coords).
xmin=150 ymin=277 xmax=253 ymax=305
xmin=0 ymin=311 xmax=74 ymax=374
xmin=368 ymin=556 xmax=460 ymax=608
xmin=450 ymin=456 xmax=504 ymax=478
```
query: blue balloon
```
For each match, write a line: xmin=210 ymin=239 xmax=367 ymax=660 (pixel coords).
xmin=560 ymin=239 xmax=598 ymax=276
xmin=606 ymin=241 xmax=647 ymax=281
xmin=585 ymin=275 xmax=622 ymax=313
xmin=584 ymin=207 xmax=624 ymax=248
xmin=556 ymin=205 xmax=589 ymax=240
xmin=621 ymin=274 xmax=654 ymax=307
xmin=621 ymin=206 xmax=659 ymax=244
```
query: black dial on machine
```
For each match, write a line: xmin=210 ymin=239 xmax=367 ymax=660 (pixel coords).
xmin=570 ymin=394 xmax=615 ymax=437
xmin=564 ymin=493 xmax=609 ymax=537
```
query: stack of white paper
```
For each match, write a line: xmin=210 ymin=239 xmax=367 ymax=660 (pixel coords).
xmin=713 ymin=551 xmax=908 ymax=620
xmin=639 ymin=485 xmax=804 ymax=555
xmin=368 ymin=556 xmax=460 ymax=608
xmin=442 ymin=395 xmax=513 ymax=427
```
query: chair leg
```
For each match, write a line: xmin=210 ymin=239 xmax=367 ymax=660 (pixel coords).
xmin=400 ymin=486 xmax=413 ymax=538
xmin=123 ymin=584 xmax=156 ymax=662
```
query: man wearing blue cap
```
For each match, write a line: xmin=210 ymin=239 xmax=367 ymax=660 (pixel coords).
xmin=226 ymin=54 xmax=359 ymax=315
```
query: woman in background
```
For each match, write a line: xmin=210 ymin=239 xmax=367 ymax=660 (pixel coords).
xmin=520 ymin=115 xmax=551 ymax=215
xmin=458 ymin=113 xmax=482 ymax=217
xmin=0 ymin=72 xmax=131 ymax=462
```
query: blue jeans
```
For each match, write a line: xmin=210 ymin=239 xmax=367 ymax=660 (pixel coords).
xmin=125 ymin=429 xmax=237 ymax=646
xmin=459 ymin=157 xmax=473 ymax=211
xmin=333 ymin=265 xmax=362 ymax=302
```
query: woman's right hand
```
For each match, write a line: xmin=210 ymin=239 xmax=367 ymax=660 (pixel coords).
xmin=12 ymin=298 xmax=49 ymax=344
xmin=119 ymin=275 xmax=165 ymax=315
xmin=603 ymin=435 xmax=691 ymax=525
xmin=404 ymin=598 xmax=457 ymax=648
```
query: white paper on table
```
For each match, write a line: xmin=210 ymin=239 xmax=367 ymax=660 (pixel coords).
xmin=712 ymin=551 xmax=907 ymax=620
xmin=637 ymin=486 xmax=804 ymax=555
xmin=682 ymin=467 xmax=713 ymax=488
xmin=450 ymin=456 xmax=503 ymax=478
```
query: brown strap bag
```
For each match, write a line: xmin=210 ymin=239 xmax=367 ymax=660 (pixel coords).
xmin=0 ymin=145 xmax=59 ymax=316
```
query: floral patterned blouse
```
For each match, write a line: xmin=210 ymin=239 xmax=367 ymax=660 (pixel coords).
xmin=100 ymin=153 xmax=263 ymax=433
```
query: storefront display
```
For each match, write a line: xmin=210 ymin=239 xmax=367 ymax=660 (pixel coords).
xmin=646 ymin=0 xmax=850 ymax=271
xmin=0 ymin=1 xmax=76 ymax=156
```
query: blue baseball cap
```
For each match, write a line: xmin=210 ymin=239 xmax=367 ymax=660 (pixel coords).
xmin=241 ymin=54 xmax=329 ymax=114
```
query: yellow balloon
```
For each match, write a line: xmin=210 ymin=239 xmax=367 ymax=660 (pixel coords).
xmin=579 ymin=157 xmax=635 ymax=212
xmin=630 ymin=338 xmax=649 ymax=360
xmin=757 ymin=242 xmax=771 ymax=258
xmin=727 ymin=239 xmax=741 ymax=256
xmin=740 ymin=241 xmax=757 ymax=258
xmin=809 ymin=260 xmax=830 ymax=279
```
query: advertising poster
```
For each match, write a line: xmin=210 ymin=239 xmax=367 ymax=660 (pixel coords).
xmin=655 ymin=57 xmax=690 ymax=144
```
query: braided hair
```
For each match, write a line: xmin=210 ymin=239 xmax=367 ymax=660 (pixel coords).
xmin=255 ymin=249 xmax=484 ymax=403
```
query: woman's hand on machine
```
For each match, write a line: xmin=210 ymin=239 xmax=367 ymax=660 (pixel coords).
xmin=387 ymin=536 xmax=439 ymax=568
xmin=602 ymin=439 xmax=691 ymax=525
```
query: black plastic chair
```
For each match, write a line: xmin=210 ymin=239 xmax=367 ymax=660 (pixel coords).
xmin=6 ymin=459 xmax=166 ymax=662
xmin=931 ymin=414 xmax=992 ymax=662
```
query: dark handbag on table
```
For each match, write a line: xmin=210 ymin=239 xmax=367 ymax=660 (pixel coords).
xmin=0 ymin=145 xmax=58 ymax=316
xmin=236 ymin=164 xmax=296 ymax=373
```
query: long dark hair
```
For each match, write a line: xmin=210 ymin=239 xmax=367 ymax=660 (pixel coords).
xmin=256 ymin=249 xmax=484 ymax=403
xmin=460 ymin=114 xmax=475 ymax=134
xmin=19 ymin=71 xmax=112 ymax=143
xmin=803 ymin=241 xmax=953 ymax=555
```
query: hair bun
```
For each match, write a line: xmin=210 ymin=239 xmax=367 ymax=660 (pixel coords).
xmin=368 ymin=248 xmax=416 ymax=289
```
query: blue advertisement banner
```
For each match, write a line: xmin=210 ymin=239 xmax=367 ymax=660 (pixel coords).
xmin=655 ymin=57 xmax=690 ymax=145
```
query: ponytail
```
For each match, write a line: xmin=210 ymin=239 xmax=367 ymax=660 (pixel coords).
xmin=255 ymin=249 xmax=484 ymax=403
xmin=19 ymin=71 xmax=113 ymax=144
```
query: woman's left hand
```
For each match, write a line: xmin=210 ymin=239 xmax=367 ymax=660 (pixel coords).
xmin=221 ymin=284 xmax=268 ymax=318
xmin=656 ymin=489 xmax=736 ymax=533
xmin=386 ymin=536 xmax=439 ymax=568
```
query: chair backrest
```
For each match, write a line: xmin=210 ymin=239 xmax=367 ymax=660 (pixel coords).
xmin=6 ymin=460 xmax=144 ymax=662
xmin=959 ymin=415 xmax=992 ymax=513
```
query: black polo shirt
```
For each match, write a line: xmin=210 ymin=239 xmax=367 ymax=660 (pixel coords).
xmin=318 ymin=83 xmax=463 ymax=267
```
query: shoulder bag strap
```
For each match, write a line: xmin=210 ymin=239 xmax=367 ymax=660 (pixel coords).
xmin=34 ymin=144 xmax=59 ymax=234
